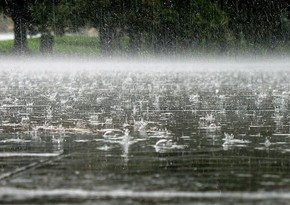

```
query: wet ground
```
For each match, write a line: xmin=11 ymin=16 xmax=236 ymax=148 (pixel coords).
xmin=1 ymin=59 xmax=290 ymax=204
xmin=1 ymin=131 xmax=290 ymax=204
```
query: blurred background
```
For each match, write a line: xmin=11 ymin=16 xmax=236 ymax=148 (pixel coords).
xmin=0 ymin=0 xmax=289 ymax=56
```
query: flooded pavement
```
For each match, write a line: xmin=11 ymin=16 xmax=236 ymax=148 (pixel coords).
xmin=0 ymin=59 xmax=290 ymax=204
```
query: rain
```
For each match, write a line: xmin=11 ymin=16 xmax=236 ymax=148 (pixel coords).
xmin=1 ymin=1 xmax=290 ymax=205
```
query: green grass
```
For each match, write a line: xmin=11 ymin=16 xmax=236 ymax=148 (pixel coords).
xmin=2 ymin=34 xmax=290 ymax=56
xmin=0 ymin=35 xmax=100 ymax=55
xmin=54 ymin=35 xmax=100 ymax=55
xmin=0 ymin=39 xmax=13 ymax=53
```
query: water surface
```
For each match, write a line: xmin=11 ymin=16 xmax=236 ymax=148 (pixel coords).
xmin=0 ymin=59 xmax=290 ymax=204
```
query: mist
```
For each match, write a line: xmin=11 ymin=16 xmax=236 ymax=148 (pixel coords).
xmin=1 ymin=55 xmax=290 ymax=73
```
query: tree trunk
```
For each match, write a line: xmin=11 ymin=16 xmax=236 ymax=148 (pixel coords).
xmin=13 ymin=16 xmax=29 ymax=53
xmin=100 ymin=26 xmax=113 ymax=55
xmin=40 ymin=32 xmax=54 ymax=54
xmin=128 ymin=31 xmax=142 ymax=55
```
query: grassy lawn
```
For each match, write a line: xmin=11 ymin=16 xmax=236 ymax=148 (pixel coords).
xmin=0 ymin=39 xmax=14 ymax=53
xmin=0 ymin=35 xmax=100 ymax=56
xmin=2 ymin=34 xmax=290 ymax=57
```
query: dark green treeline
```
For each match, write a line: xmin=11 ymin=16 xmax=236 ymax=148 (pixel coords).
xmin=1 ymin=0 xmax=290 ymax=55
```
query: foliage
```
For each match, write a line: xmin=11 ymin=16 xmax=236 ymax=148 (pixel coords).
xmin=0 ymin=0 xmax=290 ymax=55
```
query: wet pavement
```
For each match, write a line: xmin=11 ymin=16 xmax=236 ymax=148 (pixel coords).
xmin=0 ymin=60 xmax=290 ymax=204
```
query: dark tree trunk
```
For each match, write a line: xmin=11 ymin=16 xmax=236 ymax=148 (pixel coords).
xmin=5 ymin=0 xmax=30 ymax=53
xmin=128 ymin=32 xmax=142 ymax=55
xmin=99 ymin=26 xmax=114 ymax=55
xmin=13 ymin=16 xmax=29 ymax=53
xmin=40 ymin=32 xmax=54 ymax=54
xmin=99 ymin=6 xmax=114 ymax=55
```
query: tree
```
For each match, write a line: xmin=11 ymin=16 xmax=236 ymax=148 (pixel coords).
xmin=2 ymin=0 xmax=30 ymax=53
xmin=2 ymin=0 xmax=290 ymax=55
xmin=124 ymin=0 xmax=158 ymax=54
xmin=221 ymin=0 xmax=290 ymax=52
xmin=80 ymin=0 xmax=115 ymax=54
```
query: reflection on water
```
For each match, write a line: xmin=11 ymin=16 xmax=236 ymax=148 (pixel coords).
xmin=0 ymin=63 xmax=290 ymax=204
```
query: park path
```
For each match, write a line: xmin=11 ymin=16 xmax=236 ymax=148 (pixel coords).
xmin=0 ymin=33 xmax=14 ymax=41
xmin=0 ymin=33 xmax=40 ymax=41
